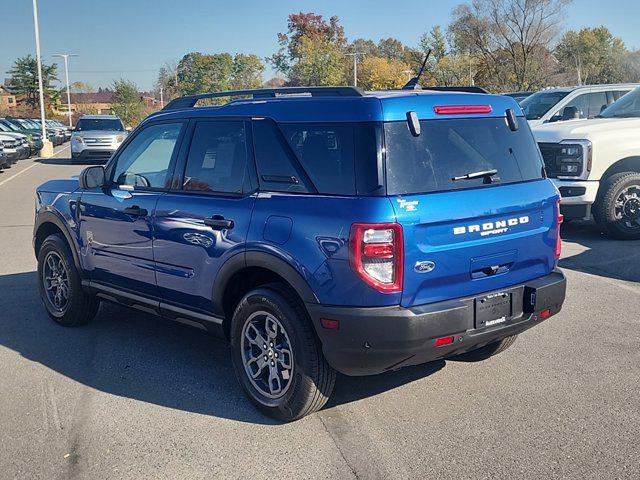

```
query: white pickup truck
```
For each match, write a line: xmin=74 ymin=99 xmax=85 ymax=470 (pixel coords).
xmin=532 ymin=87 xmax=640 ymax=240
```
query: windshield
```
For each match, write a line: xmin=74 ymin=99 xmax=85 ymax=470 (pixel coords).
xmin=384 ymin=117 xmax=544 ymax=195
xmin=600 ymin=88 xmax=640 ymax=118
xmin=75 ymin=118 xmax=124 ymax=131
xmin=520 ymin=91 xmax=570 ymax=120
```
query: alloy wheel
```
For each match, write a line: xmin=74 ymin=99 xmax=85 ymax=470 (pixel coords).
xmin=42 ymin=251 xmax=70 ymax=315
xmin=241 ymin=311 xmax=294 ymax=399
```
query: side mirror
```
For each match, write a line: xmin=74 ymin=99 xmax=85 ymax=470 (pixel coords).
xmin=561 ymin=106 xmax=580 ymax=121
xmin=79 ymin=166 xmax=106 ymax=189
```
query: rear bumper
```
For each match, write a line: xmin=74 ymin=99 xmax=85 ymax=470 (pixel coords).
xmin=307 ymin=270 xmax=566 ymax=376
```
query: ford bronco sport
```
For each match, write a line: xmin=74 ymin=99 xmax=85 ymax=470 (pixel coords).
xmin=34 ymin=86 xmax=566 ymax=421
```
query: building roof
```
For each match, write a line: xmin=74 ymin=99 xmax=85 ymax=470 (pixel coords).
xmin=68 ymin=92 xmax=115 ymax=104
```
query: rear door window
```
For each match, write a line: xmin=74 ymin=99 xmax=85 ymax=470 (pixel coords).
xmin=279 ymin=123 xmax=357 ymax=195
xmin=182 ymin=121 xmax=250 ymax=194
xmin=384 ymin=118 xmax=544 ymax=195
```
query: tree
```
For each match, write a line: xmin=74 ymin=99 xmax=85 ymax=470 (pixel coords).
xmin=8 ymin=55 xmax=59 ymax=109
xmin=420 ymin=25 xmax=476 ymax=86
xmin=556 ymin=27 xmax=627 ymax=85
xmin=449 ymin=0 xmax=569 ymax=91
xmin=291 ymin=36 xmax=346 ymax=86
xmin=231 ymin=54 xmax=265 ymax=89
xmin=269 ymin=12 xmax=347 ymax=85
xmin=174 ymin=52 xmax=265 ymax=98
xmin=111 ymin=79 xmax=144 ymax=127
xmin=358 ymin=57 xmax=412 ymax=90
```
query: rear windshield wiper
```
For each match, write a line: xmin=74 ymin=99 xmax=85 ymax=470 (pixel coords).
xmin=452 ymin=169 xmax=499 ymax=184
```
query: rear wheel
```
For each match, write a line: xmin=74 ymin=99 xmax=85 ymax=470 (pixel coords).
xmin=452 ymin=334 xmax=518 ymax=362
xmin=37 ymin=234 xmax=99 ymax=326
xmin=230 ymin=283 xmax=335 ymax=422
xmin=594 ymin=172 xmax=640 ymax=240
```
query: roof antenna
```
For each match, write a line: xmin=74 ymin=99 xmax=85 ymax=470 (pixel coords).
xmin=402 ymin=50 xmax=431 ymax=90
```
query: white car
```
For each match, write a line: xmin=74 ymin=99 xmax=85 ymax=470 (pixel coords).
xmin=71 ymin=115 xmax=127 ymax=163
xmin=532 ymin=87 xmax=640 ymax=239
xmin=0 ymin=133 xmax=29 ymax=163
xmin=522 ymin=84 xmax=638 ymax=127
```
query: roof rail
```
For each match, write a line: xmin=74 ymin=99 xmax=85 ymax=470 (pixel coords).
xmin=163 ymin=86 xmax=364 ymax=110
xmin=422 ymin=86 xmax=489 ymax=94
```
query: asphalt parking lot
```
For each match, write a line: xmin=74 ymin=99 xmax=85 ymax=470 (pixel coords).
xmin=1 ymin=145 xmax=639 ymax=480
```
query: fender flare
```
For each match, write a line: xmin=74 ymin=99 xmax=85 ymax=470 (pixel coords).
xmin=34 ymin=209 xmax=84 ymax=274
xmin=212 ymin=250 xmax=319 ymax=316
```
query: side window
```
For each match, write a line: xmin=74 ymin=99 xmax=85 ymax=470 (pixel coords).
xmin=182 ymin=121 xmax=249 ymax=194
xmin=557 ymin=94 xmax=589 ymax=120
xmin=112 ymin=122 xmax=182 ymax=188
xmin=586 ymin=92 xmax=608 ymax=118
xmin=252 ymin=120 xmax=309 ymax=193
xmin=279 ymin=123 xmax=356 ymax=195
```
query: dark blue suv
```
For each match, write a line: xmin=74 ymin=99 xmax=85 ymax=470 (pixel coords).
xmin=34 ymin=86 xmax=566 ymax=421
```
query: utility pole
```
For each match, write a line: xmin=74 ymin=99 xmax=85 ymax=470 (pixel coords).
xmin=159 ymin=86 xmax=164 ymax=108
xmin=346 ymin=52 xmax=364 ymax=87
xmin=52 ymin=53 xmax=78 ymax=127
xmin=32 ymin=0 xmax=53 ymax=157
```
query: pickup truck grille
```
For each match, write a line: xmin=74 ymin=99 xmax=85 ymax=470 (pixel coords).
xmin=537 ymin=142 xmax=562 ymax=178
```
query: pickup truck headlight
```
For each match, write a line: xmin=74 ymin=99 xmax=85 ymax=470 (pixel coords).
xmin=558 ymin=140 xmax=592 ymax=178
xmin=72 ymin=136 xmax=84 ymax=144
xmin=115 ymin=135 xmax=124 ymax=143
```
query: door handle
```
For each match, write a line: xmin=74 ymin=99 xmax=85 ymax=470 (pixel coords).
xmin=204 ymin=215 xmax=234 ymax=230
xmin=123 ymin=205 xmax=148 ymax=217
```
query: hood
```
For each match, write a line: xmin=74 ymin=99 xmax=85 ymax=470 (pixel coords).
xmin=532 ymin=117 xmax=640 ymax=142
xmin=73 ymin=129 xmax=126 ymax=137
xmin=0 ymin=132 xmax=26 ymax=140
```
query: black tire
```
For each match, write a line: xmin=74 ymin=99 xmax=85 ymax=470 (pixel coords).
xmin=37 ymin=233 xmax=99 ymax=326
xmin=452 ymin=334 xmax=518 ymax=362
xmin=593 ymin=172 xmax=640 ymax=240
xmin=230 ymin=283 xmax=336 ymax=422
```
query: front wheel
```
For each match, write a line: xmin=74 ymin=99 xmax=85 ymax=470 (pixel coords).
xmin=230 ymin=284 xmax=335 ymax=422
xmin=593 ymin=172 xmax=640 ymax=240
xmin=37 ymin=233 xmax=99 ymax=326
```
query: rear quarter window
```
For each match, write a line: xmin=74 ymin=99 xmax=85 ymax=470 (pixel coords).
xmin=384 ymin=117 xmax=544 ymax=195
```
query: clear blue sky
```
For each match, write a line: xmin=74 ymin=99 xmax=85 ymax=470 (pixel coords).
xmin=3 ymin=0 xmax=640 ymax=91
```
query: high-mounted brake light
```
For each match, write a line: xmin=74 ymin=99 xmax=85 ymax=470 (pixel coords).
xmin=433 ymin=105 xmax=492 ymax=115
xmin=350 ymin=223 xmax=403 ymax=293
xmin=555 ymin=198 xmax=563 ymax=259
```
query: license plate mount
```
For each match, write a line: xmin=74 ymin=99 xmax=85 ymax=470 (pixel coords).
xmin=475 ymin=292 xmax=512 ymax=329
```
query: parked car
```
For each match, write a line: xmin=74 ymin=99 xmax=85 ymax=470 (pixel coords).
xmin=533 ymin=87 xmax=640 ymax=239
xmin=34 ymin=86 xmax=566 ymax=421
xmin=0 ymin=124 xmax=31 ymax=156
xmin=0 ymin=118 xmax=44 ymax=156
xmin=70 ymin=114 xmax=127 ymax=163
xmin=30 ymin=119 xmax=65 ymax=146
xmin=0 ymin=133 xmax=28 ymax=163
xmin=0 ymin=144 xmax=8 ymax=169
xmin=521 ymin=84 xmax=639 ymax=127
xmin=504 ymin=91 xmax=534 ymax=103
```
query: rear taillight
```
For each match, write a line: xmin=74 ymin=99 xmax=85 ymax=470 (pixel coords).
xmin=555 ymin=198 xmax=563 ymax=259
xmin=350 ymin=223 xmax=403 ymax=293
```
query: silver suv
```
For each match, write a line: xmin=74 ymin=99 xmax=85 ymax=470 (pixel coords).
xmin=71 ymin=115 xmax=127 ymax=163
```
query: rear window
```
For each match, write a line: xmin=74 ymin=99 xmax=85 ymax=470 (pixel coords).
xmin=384 ymin=118 xmax=544 ymax=195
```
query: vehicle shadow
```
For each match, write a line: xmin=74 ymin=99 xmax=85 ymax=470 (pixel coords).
xmin=559 ymin=221 xmax=640 ymax=283
xmin=37 ymin=157 xmax=106 ymax=166
xmin=0 ymin=271 xmax=444 ymax=424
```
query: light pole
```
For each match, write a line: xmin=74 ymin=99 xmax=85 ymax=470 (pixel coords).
xmin=346 ymin=52 xmax=364 ymax=87
xmin=52 ymin=54 xmax=78 ymax=127
xmin=32 ymin=0 xmax=53 ymax=157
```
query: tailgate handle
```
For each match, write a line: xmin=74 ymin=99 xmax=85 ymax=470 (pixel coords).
xmin=472 ymin=262 xmax=513 ymax=279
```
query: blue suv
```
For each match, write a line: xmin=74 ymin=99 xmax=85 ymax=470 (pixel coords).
xmin=34 ymin=86 xmax=566 ymax=421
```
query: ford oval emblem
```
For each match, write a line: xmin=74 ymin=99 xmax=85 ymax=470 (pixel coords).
xmin=414 ymin=261 xmax=436 ymax=273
